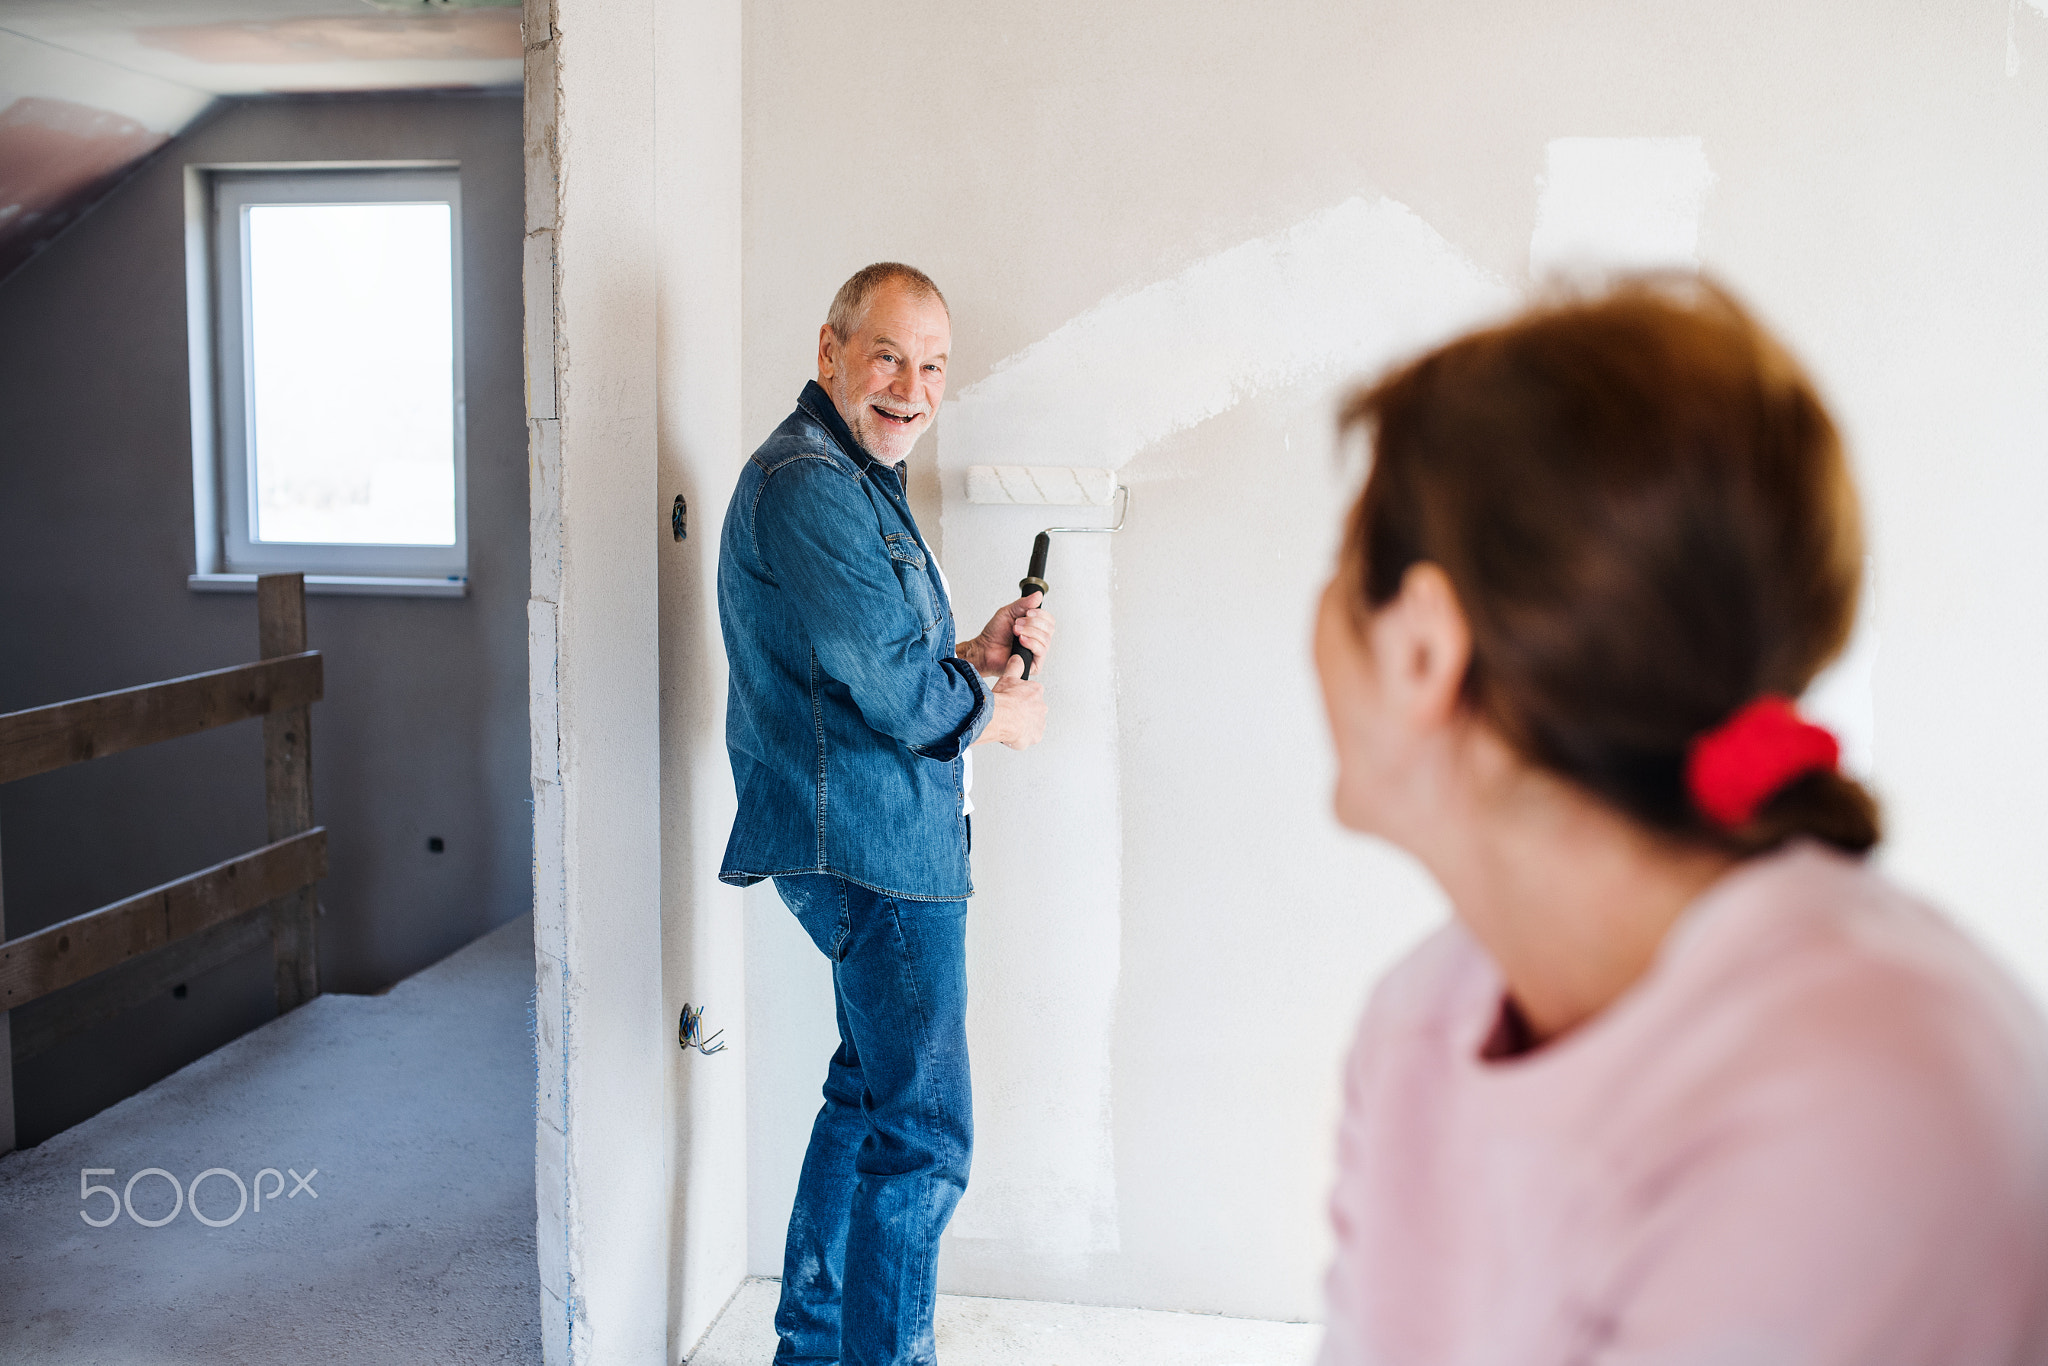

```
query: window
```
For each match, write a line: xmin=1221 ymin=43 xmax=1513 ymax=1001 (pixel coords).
xmin=190 ymin=166 xmax=467 ymax=593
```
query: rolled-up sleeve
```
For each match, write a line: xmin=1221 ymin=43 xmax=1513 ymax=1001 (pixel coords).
xmin=752 ymin=458 xmax=989 ymax=758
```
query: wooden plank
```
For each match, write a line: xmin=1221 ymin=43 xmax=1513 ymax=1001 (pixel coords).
xmin=0 ymin=828 xmax=325 ymax=1012
xmin=258 ymin=574 xmax=320 ymax=1013
xmin=259 ymin=579 xmax=315 ymax=844
xmin=0 ymin=652 xmax=323 ymax=786
xmin=271 ymin=889 xmax=319 ymax=1013
xmin=9 ymin=904 xmax=276 ymax=1063
xmin=258 ymin=572 xmax=309 ymax=661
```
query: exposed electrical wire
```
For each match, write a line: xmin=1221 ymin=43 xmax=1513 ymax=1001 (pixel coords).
xmin=678 ymin=1003 xmax=726 ymax=1056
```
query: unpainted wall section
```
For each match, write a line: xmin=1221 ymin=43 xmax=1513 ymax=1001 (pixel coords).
xmin=652 ymin=0 xmax=750 ymax=1354
xmin=740 ymin=0 xmax=2048 ymax=1322
xmin=0 ymin=92 xmax=529 ymax=1147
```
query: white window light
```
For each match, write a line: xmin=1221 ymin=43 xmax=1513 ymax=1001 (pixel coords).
xmin=188 ymin=165 xmax=468 ymax=595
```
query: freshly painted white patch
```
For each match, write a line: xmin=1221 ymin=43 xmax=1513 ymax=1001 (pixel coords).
xmin=935 ymin=495 xmax=1124 ymax=1260
xmin=943 ymin=195 xmax=1515 ymax=473
xmin=936 ymin=194 xmax=1511 ymax=1262
xmin=1529 ymin=137 xmax=1716 ymax=276
xmin=2011 ymin=0 xmax=2046 ymax=76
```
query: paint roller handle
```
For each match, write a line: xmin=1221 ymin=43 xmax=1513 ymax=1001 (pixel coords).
xmin=1013 ymin=533 xmax=1052 ymax=680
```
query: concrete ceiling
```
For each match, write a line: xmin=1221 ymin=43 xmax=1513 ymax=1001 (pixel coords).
xmin=0 ymin=0 xmax=520 ymax=280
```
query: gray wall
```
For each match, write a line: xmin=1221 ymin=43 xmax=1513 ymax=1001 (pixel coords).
xmin=0 ymin=92 xmax=529 ymax=1147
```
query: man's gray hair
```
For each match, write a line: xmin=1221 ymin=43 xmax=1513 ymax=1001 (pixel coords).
xmin=827 ymin=262 xmax=949 ymax=340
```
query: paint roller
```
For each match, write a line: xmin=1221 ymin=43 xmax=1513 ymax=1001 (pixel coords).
xmin=964 ymin=466 xmax=1131 ymax=680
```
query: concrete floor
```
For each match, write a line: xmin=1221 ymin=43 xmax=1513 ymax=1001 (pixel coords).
xmin=0 ymin=915 xmax=540 ymax=1365
xmin=1 ymin=915 xmax=1323 ymax=1365
xmin=688 ymin=1278 xmax=1322 ymax=1365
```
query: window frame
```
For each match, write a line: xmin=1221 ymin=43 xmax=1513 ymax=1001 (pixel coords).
xmin=194 ymin=163 xmax=469 ymax=584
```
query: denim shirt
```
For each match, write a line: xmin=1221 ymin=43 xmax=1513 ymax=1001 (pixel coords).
xmin=717 ymin=382 xmax=990 ymax=900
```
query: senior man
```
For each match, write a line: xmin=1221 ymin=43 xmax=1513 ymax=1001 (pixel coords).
xmin=718 ymin=262 xmax=1051 ymax=1366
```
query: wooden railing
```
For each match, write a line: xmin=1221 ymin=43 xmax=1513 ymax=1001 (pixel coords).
xmin=0 ymin=573 xmax=326 ymax=1154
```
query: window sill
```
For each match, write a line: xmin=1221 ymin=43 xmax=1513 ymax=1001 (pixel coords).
xmin=188 ymin=573 xmax=469 ymax=599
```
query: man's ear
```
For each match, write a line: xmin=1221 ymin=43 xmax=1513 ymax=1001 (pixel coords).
xmin=817 ymin=324 xmax=839 ymax=382
xmin=1384 ymin=562 xmax=1472 ymax=727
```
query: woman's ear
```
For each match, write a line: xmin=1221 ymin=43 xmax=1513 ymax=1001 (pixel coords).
xmin=1373 ymin=562 xmax=1472 ymax=730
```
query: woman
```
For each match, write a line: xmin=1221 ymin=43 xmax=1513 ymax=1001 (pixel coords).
xmin=1313 ymin=278 xmax=2048 ymax=1364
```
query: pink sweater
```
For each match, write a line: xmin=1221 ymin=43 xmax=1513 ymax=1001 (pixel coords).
xmin=1320 ymin=843 xmax=2048 ymax=1366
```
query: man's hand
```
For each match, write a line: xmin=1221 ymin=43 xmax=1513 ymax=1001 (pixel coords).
xmin=977 ymin=653 xmax=1046 ymax=750
xmin=961 ymin=593 xmax=1056 ymax=677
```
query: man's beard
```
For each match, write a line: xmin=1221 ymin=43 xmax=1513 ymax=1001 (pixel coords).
xmin=835 ymin=377 xmax=927 ymax=461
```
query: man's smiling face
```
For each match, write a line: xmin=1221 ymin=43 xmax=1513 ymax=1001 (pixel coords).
xmin=818 ymin=278 xmax=951 ymax=465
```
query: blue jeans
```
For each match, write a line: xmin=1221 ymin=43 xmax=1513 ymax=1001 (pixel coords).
xmin=772 ymin=874 xmax=972 ymax=1366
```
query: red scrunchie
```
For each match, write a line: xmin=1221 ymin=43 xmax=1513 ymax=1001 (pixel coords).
xmin=1685 ymin=696 xmax=1841 ymax=829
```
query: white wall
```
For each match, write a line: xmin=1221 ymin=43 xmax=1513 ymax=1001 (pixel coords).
xmin=527 ymin=0 xmax=672 ymax=1361
xmin=738 ymin=0 xmax=2048 ymax=1324
xmin=653 ymin=0 xmax=750 ymax=1355
xmin=530 ymin=0 xmax=750 ymax=1359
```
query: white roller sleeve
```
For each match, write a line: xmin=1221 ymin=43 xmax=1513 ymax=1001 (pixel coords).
xmin=965 ymin=465 xmax=1117 ymax=507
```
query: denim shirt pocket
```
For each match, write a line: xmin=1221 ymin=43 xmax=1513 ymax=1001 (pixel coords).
xmin=884 ymin=532 xmax=941 ymax=637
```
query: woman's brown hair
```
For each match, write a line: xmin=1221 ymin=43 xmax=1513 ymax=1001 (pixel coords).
xmin=1339 ymin=276 xmax=1880 ymax=855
